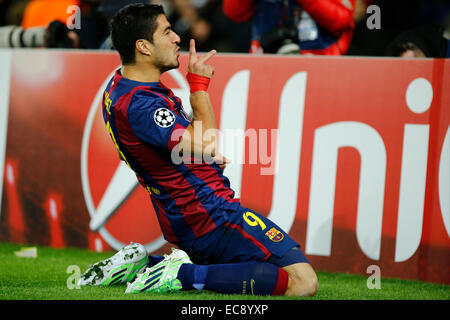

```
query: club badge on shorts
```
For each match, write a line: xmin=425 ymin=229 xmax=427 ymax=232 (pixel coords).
xmin=265 ymin=227 xmax=284 ymax=242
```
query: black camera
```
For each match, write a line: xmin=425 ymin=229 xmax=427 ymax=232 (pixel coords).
xmin=259 ymin=25 xmax=300 ymax=54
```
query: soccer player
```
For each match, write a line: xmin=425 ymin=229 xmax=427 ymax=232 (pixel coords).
xmin=79 ymin=3 xmax=318 ymax=297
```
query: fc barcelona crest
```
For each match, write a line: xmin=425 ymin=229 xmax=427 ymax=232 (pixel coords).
xmin=265 ymin=227 xmax=284 ymax=242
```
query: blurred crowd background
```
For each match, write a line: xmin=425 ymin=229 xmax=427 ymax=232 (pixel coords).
xmin=0 ymin=0 xmax=449 ymax=58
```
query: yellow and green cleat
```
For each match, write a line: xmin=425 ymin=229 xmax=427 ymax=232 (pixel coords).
xmin=125 ymin=248 xmax=192 ymax=293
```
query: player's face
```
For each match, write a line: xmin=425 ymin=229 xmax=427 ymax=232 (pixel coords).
xmin=150 ymin=14 xmax=181 ymax=72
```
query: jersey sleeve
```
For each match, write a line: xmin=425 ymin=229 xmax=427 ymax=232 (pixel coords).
xmin=127 ymin=90 xmax=191 ymax=150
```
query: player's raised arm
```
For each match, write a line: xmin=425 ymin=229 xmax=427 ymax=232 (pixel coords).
xmin=179 ymin=39 xmax=218 ymax=161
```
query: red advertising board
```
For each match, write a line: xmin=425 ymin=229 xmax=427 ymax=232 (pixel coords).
xmin=0 ymin=50 xmax=449 ymax=284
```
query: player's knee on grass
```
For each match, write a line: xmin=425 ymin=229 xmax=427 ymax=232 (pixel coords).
xmin=283 ymin=263 xmax=318 ymax=297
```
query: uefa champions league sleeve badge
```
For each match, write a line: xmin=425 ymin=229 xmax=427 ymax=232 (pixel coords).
xmin=154 ymin=108 xmax=175 ymax=128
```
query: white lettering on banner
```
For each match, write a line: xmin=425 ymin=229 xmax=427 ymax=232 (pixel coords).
xmin=81 ymin=68 xmax=449 ymax=260
xmin=395 ymin=78 xmax=431 ymax=262
xmin=0 ymin=50 xmax=12 ymax=219
xmin=266 ymin=72 xmax=306 ymax=232
xmin=305 ymin=122 xmax=386 ymax=260
xmin=219 ymin=70 xmax=250 ymax=199
xmin=305 ymin=77 xmax=450 ymax=261
xmin=405 ymin=78 xmax=433 ymax=114
xmin=219 ymin=71 xmax=307 ymax=232
xmin=395 ymin=124 xmax=429 ymax=262
xmin=439 ymin=127 xmax=450 ymax=237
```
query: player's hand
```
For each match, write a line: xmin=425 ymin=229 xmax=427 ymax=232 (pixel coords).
xmin=188 ymin=39 xmax=216 ymax=79
xmin=212 ymin=153 xmax=230 ymax=170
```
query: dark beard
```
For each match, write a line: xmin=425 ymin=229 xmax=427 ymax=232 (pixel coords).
xmin=158 ymin=58 xmax=180 ymax=74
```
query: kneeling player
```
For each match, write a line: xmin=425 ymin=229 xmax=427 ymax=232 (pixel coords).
xmin=79 ymin=3 xmax=317 ymax=297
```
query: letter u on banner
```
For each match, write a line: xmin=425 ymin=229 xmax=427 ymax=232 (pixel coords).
xmin=219 ymin=70 xmax=250 ymax=199
xmin=306 ymin=122 xmax=386 ymax=260
xmin=220 ymin=71 xmax=307 ymax=233
xmin=266 ymin=72 xmax=307 ymax=232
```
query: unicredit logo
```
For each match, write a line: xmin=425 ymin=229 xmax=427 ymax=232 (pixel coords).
xmin=80 ymin=66 xmax=450 ymax=264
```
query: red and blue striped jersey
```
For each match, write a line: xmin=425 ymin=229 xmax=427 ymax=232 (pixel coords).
xmin=102 ymin=69 xmax=240 ymax=243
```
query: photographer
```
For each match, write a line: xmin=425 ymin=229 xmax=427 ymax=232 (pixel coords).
xmin=0 ymin=20 xmax=79 ymax=48
xmin=0 ymin=0 xmax=109 ymax=49
xmin=223 ymin=0 xmax=356 ymax=55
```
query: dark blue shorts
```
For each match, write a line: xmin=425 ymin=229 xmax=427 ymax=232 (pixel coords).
xmin=176 ymin=206 xmax=309 ymax=268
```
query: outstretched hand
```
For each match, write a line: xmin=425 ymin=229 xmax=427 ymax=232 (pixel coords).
xmin=188 ymin=39 xmax=216 ymax=78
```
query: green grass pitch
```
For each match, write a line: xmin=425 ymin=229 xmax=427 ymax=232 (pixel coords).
xmin=0 ymin=242 xmax=449 ymax=300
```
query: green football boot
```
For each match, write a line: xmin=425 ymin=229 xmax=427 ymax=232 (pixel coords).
xmin=78 ymin=242 xmax=149 ymax=287
xmin=125 ymin=248 xmax=192 ymax=293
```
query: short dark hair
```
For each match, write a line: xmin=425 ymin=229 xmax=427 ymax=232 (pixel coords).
xmin=110 ymin=3 xmax=165 ymax=65
xmin=386 ymin=41 xmax=422 ymax=57
xmin=385 ymin=24 xmax=447 ymax=58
